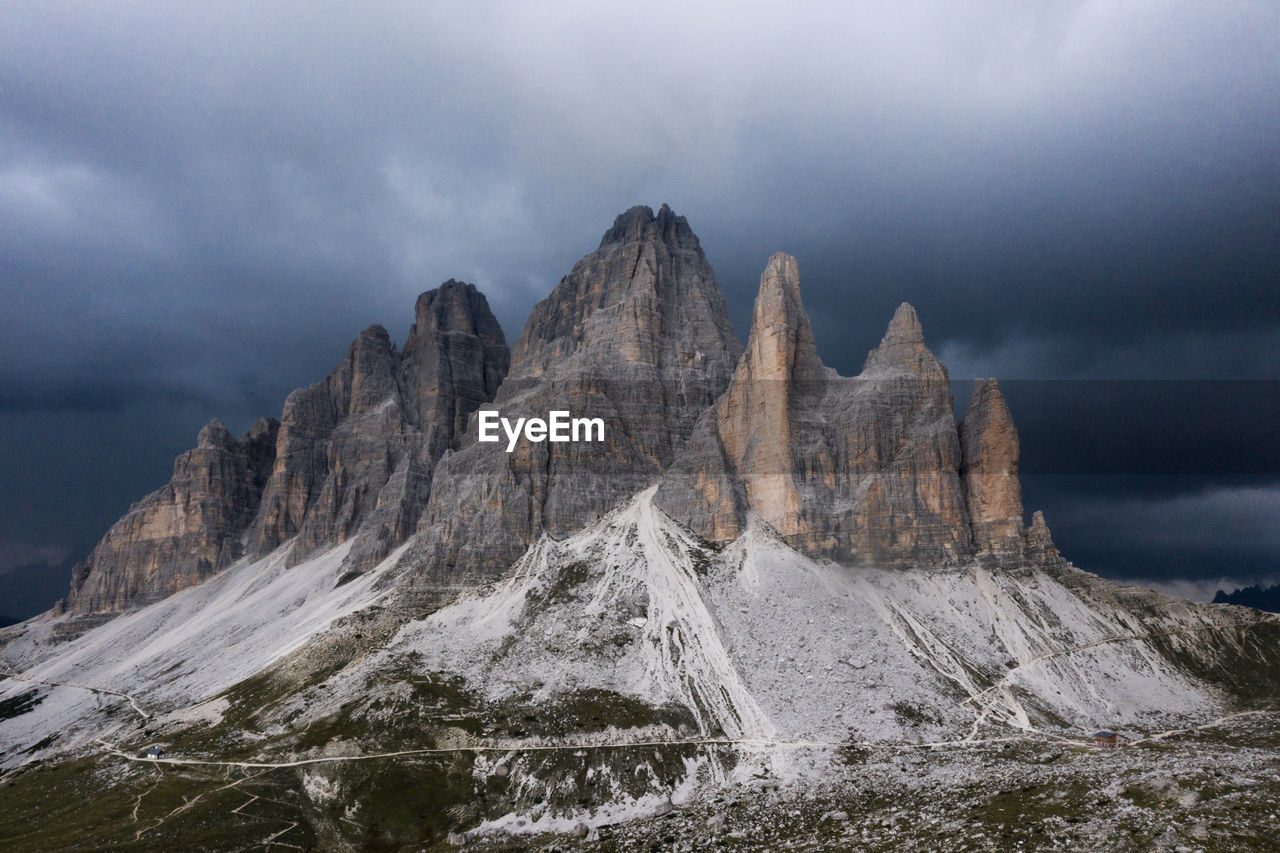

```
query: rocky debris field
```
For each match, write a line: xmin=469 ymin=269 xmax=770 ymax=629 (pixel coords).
xmin=455 ymin=714 xmax=1280 ymax=852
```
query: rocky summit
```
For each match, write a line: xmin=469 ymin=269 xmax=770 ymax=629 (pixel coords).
xmin=4 ymin=206 xmax=1278 ymax=852
xmin=404 ymin=204 xmax=743 ymax=598
xmin=63 ymin=279 xmax=509 ymax=615
xmin=61 ymin=208 xmax=1064 ymax=618
xmin=658 ymin=252 xmax=1042 ymax=569
xmin=61 ymin=416 xmax=279 ymax=615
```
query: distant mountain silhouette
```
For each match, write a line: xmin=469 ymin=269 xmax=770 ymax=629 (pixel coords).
xmin=1213 ymin=584 xmax=1280 ymax=614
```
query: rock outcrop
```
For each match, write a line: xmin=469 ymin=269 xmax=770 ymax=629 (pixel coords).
xmin=406 ymin=205 xmax=743 ymax=595
xmin=1025 ymin=510 xmax=1063 ymax=567
xmin=660 ymin=255 xmax=974 ymax=567
xmin=959 ymin=379 xmax=1025 ymax=561
xmin=65 ymin=280 xmax=510 ymax=614
xmin=61 ymin=205 xmax=1065 ymax=617
xmin=252 ymin=280 xmax=511 ymax=574
xmin=62 ymin=417 xmax=279 ymax=614
xmin=399 ymin=283 xmax=510 ymax=457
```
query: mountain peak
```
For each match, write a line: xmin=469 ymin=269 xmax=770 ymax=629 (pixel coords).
xmin=512 ymin=204 xmax=736 ymax=379
xmin=197 ymin=418 xmax=232 ymax=448
xmin=861 ymin=300 xmax=945 ymax=378
xmin=356 ymin=323 xmax=390 ymax=342
xmin=886 ymin=302 xmax=924 ymax=343
xmin=598 ymin=203 xmax=697 ymax=252
xmin=706 ymin=252 xmax=825 ymax=542
xmin=760 ymin=251 xmax=801 ymax=297
xmin=411 ymin=205 xmax=742 ymax=583
xmin=740 ymin=251 xmax=824 ymax=385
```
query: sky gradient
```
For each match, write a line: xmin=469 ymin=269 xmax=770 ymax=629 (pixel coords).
xmin=2 ymin=2 xmax=1278 ymax=617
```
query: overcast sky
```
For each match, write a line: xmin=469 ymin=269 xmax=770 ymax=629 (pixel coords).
xmin=2 ymin=1 xmax=1278 ymax=617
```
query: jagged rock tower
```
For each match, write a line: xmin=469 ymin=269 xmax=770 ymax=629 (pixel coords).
xmin=61 ymin=206 xmax=1061 ymax=619
xmin=658 ymin=251 xmax=1056 ymax=570
xmin=404 ymin=204 xmax=744 ymax=599
xmin=62 ymin=281 xmax=509 ymax=615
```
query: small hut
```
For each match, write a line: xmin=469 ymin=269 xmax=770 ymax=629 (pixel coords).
xmin=1093 ymin=730 xmax=1118 ymax=748
xmin=145 ymin=747 xmax=166 ymax=759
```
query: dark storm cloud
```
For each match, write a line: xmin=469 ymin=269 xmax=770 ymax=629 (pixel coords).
xmin=2 ymin=2 xmax=1278 ymax=615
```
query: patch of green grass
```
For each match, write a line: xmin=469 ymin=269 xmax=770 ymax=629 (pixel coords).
xmin=544 ymin=560 xmax=594 ymax=604
xmin=1146 ymin=620 xmax=1280 ymax=706
xmin=332 ymin=755 xmax=479 ymax=850
xmin=0 ymin=755 xmax=318 ymax=852
xmin=492 ymin=688 xmax=697 ymax=738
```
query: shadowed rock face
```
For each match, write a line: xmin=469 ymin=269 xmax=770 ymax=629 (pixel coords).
xmin=400 ymin=283 xmax=510 ymax=456
xmin=65 ymin=281 xmax=510 ymax=614
xmin=62 ymin=418 xmax=279 ymax=614
xmin=406 ymin=204 xmax=744 ymax=591
xmin=250 ymin=282 xmax=511 ymax=573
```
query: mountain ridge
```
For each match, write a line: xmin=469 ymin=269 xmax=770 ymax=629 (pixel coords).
xmin=3 ymin=205 xmax=1279 ymax=850
xmin=56 ymin=206 xmax=1069 ymax=620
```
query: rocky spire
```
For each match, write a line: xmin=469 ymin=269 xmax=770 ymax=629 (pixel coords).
xmin=959 ymin=379 xmax=1026 ymax=560
xmin=660 ymin=274 xmax=971 ymax=567
xmin=67 ymin=282 xmax=510 ymax=614
xmin=252 ymin=282 xmax=510 ymax=567
xmin=862 ymin=302 xmax=941 ymax=377
xmin=408 ymin=204 xmax=743 ymax=589
xmin=400 ymin=280 xmax=509 ymax=452
xmin=508 ymin=203 xmax=738 ymax=383
xmin=714 ymin=252 xmax=824 ymax=540
xmin=1026 ymin=510 xmax=1062 ymax=566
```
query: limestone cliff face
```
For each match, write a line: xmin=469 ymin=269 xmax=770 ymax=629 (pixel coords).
xmin=62 ymin=207 xmax=1066 ymax=617
xmin=251 ymin=282 xmax=510 ymax=573
xmin=63 ymin=418 xmax=279 ymax=614
xmin=959 ymin=379 xmax=1026 ymax=561
xmin=407 ymin=204 xmax=744 ymax=591
xmin=1025 ymin=511 xmax=1063 ymax=566
xmin=659 ymin=255 xmax=973 ymax=567
xmin=717 ymin=253 xmax=825 ymax=538
xmin=400 ymin=282 xmax=510 ymax=457
xmin=66 ymin=281 xmax=510 ymax=614
xmin=656 ymin=253 xmax=825 ymax=544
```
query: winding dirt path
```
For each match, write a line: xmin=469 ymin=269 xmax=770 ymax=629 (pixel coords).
xmin=1 ymin=666 xmax=151 ymax=722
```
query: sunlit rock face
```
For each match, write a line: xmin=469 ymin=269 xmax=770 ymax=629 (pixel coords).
xmin=659 ymin=254 xmax=974 ymax=568
xmin=960 ymin=378 xmax=1027 ymax=564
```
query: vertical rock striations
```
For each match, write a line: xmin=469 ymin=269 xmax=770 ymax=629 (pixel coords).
xmin=63 ymin=418 xmax=279 ymax=614
xmin=959 ymin=379 xmax=1026 ymax=562
xmin=660 ymin=256 xmax=973 ymax=567
xmin=61 ymin=205 xmax=1066 ymax=618
xmin=251 ymin=281 xmax=511 ymax=574
xmin=65 ymin=281 xmax=510 ymax=615
xmin=400 ymin=281 xmax=510 ymax=457
xmin=407 ymin=205 xmax=744 ymax=597
xmin=716 ymin=253 xmax=826 ymax=539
